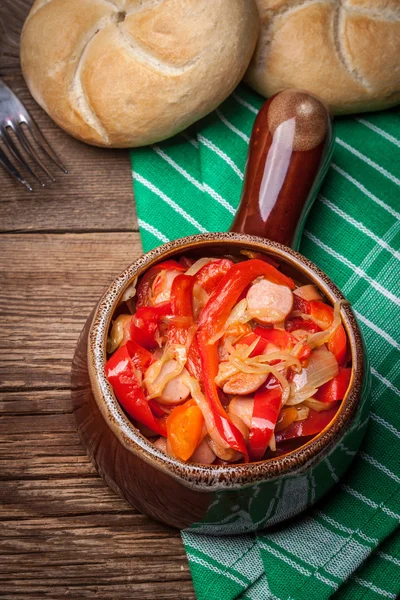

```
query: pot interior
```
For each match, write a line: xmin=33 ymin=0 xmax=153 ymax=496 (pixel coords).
xmin=88 ymin=233 xmax=363 ymax=489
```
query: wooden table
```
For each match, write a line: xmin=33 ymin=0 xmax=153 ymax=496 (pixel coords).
xmin=0 ymin=2 xmax=195 ymax=597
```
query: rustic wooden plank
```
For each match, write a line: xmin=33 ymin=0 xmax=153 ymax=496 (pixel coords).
xmin=0 ymin=74 xmax=138 ymax=233
xmin=0 ymin=389 xmax=74 ymax=414
xmin=0 ymin=0 xmax=26 ymax=75
xmin=0 ymin=580 xmax=195 ymax=600
xmin=0 ymin=233 xmax=143 ymax=389
xmin=0 ymin=230 xmax=195 ymax=598
xmin=0 ymin=408 xmax=94 ymax=479
xmin=0 ymin=513 xmax=193 ymax=599
xmin=0 ymin=421 xmax=97 ymax=480
xmin=0 ymin=479 xmax=125 ymax=519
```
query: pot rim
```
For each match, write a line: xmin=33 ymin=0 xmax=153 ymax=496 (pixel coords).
xmin=87 ymin=232 xmax=365 ymax=491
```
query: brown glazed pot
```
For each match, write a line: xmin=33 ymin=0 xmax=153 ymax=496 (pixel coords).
xmin=71 ymin=90 xmax=370 ymax=534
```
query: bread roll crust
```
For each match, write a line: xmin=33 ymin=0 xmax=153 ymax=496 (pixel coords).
xmin=246 ymin=0 xmax=400 ymax=114
xmin=21 ymin=0 xmax=259 ymax=147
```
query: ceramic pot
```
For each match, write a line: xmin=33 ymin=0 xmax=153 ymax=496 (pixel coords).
xmin=71 ymin=90 xmax=370 ymax=534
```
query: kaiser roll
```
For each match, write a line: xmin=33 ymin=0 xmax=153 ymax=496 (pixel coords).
xmin=246 ymin=0 xmax=400 ymax=115
xmin=20 ymin=0 xmax=259 ymax=148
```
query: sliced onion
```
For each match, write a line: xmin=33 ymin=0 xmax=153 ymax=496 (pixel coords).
xmin=293 ymin=284 xmax=322 ymax=302
xmin=208 ymin=300 xmax=251 ymax=344
xmin=225 ymin=354 xmax=291 ymax=404
xmin=185 ymin=257 xmax=213 ymax=276
xmin=269 ymin=432 xmax=276 ymax=452
xmin=144 ymin=344 xmax=187 ymax=398
xmin=208 ymin=329 xmax=227 ymax=345
xmin=232 ymin=336 xmax=260 ymax=360
xmin=291 ymin=329 xmax=311 ymax=342
xmin=229 ymin=356 xmax=273 ymax=375
xmin=248 ymin=307 xmax=288 ymax=323
xmin=251 ymin=352 xmax=301 ymax=370
xmin=290 ymin=310 xmax=305 ymax=318
xmin=228 ymin=353 xmax=300 ymax=374
xmin=294 ymin=405 xmax=310 ymax=421
xmin=228 ymin=396 xmax=254 ymax=429
xmin=229 ymin=414 xmax=249 ymax=441
xmin=288 ymin=346 xmax=338 ymax=406
xmin=145 ymin=358 xmax=185 ymax=399
xmin=215 ymin=361 xmax=238 ymax=388
xmin=193 ymin=283 xmax=209 ymax=320
xmin=286 ymin=386 xmax=318 ymax=406
xmin=226 ymin=299 xmax=250 ymax=327
xmin=290 ymin=339 xmax=310 ymax=363
xmin=270 ymin=368 xmax=291 ymax=405
xmin=304 ymin=398 xmax=335 ymax=412
xmin=120 ymin=278 xmax=137 ymax=303
xmin=152 ymin=269 xmax=183 ymax=305
xmin=307 ymin=301 xmax=347 ymax=348
xmin=107 ymin=314 xmax=132 ymax=354
xmin=208 ymin=438 xmax=242 ymax=462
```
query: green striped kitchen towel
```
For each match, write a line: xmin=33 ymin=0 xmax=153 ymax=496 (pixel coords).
xmin=131 ymin=85 xmax=400 ymax=600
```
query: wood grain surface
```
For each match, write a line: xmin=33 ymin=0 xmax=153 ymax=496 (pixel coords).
xmin=0 ymin=1 xmax=195 ymax=597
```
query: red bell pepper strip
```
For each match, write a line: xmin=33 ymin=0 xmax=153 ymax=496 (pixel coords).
xmin=309 ymin=301 xmax=348 ymax=364
xmin=105 ymin=344 xmax=165 ymax=435
xmin=167 ymin=274 xmax=195 ymax=345
xmin=286 ymin=317 xmax=321 ymax=334
xmin=238 ymin=331 xmax=268 ymax=356
xmin=166 ymin=274 xmax=203 ymax=383
xmin=179 ymin=256 xmax=195 ymax=269
xmin=254 ymin=326 xmax=311 ymax=361
xmin=196 ymin=260 xmax=294 ymax=459
xmin=194 ymin=258 xmax=234 ymax=294
xmin=248 ymin=375 xmax=282 ymax=461
xmin=186 ymin=338 xmax=203 ymax=384
xmin=309 ymin=300 xmax=332 ymax=326
xmin=255 ymin=326 xmax=295 ymax=349
xmin=170 ymin=275 xmax=194 ymax=317
xmin=315 ymin=367 xmax=351 ymax=403
xmin=239 ymin=327 xmax=311 ymax=362
xmin=293 ymin=295 xmax=312 ymax=314
xmin=238 ymin=283 xmax=252 ymax=303
xmin=275 ymin=404 xmax=339 ymax=442
xmin=125 ymin=340 xmax=154 ymax=372
xmin=130 ymin=323 xmax=158 ymax=350
xmin=131 ymin=301 xmax=172 ymax=350
xmin=136 ymin=260 xmax=185 ymax=308
xmin=292 ymin=298 xmax=347 ymax=364
xmin=328 ymin=323 xmax=347 ymax=366
xmin=148 ymin=399 xmax=171 ymax=417
xmin=198 ymin=259 xmax=295 ymax=340
xmin=196 ymin=333 xmax=248 ymax=459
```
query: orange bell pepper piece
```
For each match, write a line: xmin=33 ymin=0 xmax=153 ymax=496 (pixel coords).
xmin=166 ymin=399 xmax=204 ymax=462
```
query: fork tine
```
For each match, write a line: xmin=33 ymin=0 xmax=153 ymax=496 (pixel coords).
xmin=0 ymin=126 xmax=46 ymax=187
xmin=21 ymin=116 xmax=68 ymax=174
xmin=11 ymin=121 xmax=56 ymax=182
xmin=0 ymin=145 xmax=33 ymax=191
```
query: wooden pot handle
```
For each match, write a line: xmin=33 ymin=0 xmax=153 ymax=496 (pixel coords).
xmin=230 ymin=89 xmax=334 ymax=250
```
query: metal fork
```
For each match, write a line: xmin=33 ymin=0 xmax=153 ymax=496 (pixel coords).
xmin=0 ymin=80 xmax=67 ymax=190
